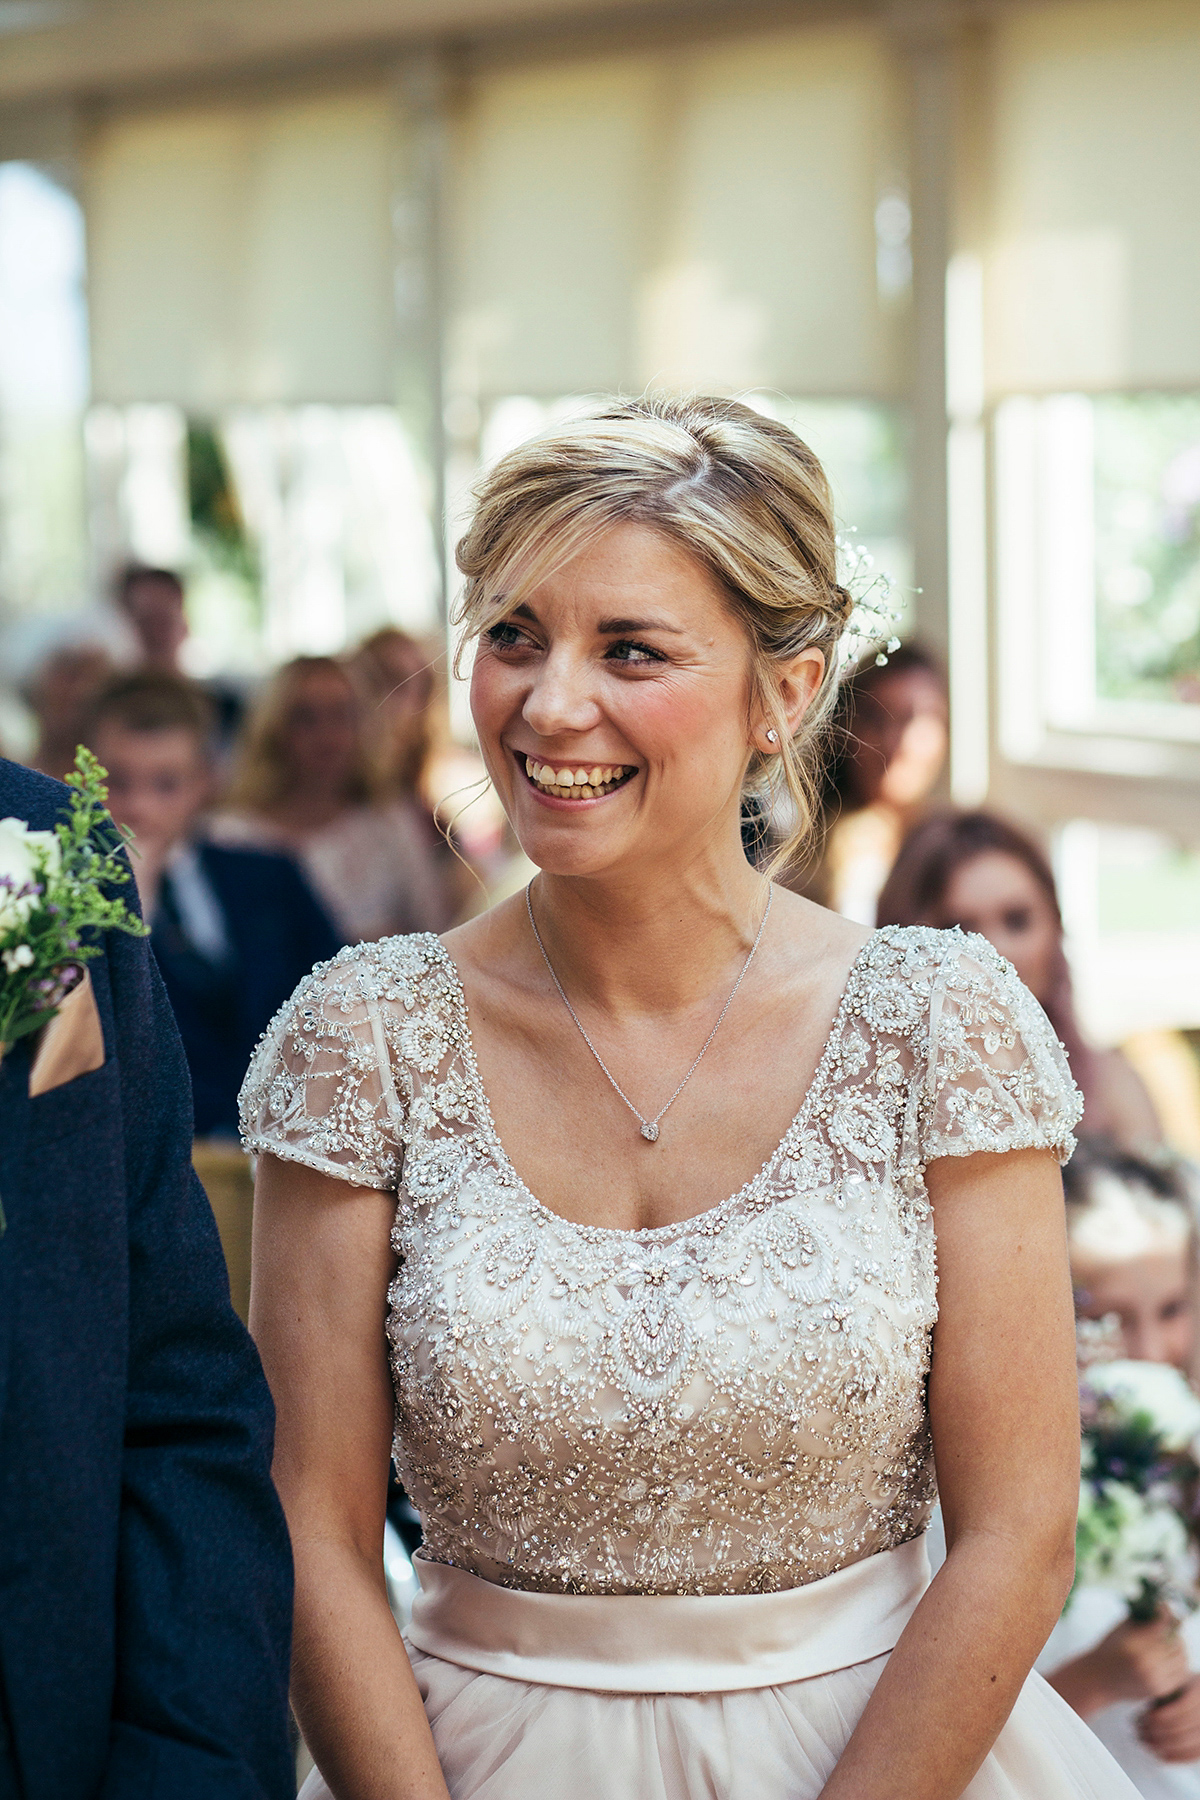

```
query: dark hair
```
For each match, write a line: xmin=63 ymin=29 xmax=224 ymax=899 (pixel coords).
xmin=1064 ymin=1139 xmax=1192 ymax=1211
xmin=114 ymin=563 xmax=185 ymax=607
xmin=817 ymin=641 xmax=946 ymax=820
xmin=88 ymin=670 xmax=215 ymax=746
xmin=875 ymin=807 xmax=1098 ymax=1114
xmin=877 ymin=808 xmax=1057 ymax=930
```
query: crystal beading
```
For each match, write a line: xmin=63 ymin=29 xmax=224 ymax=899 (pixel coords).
xmin=239 ymin=926 xmax=1082 ymax=1598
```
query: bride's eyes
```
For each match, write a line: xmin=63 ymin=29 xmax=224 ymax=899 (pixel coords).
xmin=483 ymin=623 xmax=666 ymax=667
xmin=484 ymin=621 xmax=536 ymax=652
xmin=605 ymin=640 xmax=665 ymax=667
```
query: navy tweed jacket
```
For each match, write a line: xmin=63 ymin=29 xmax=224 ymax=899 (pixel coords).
xmin=0 ymin=760 xmax=293 ymax=1800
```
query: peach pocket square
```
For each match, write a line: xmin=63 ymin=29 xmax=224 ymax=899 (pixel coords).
xmin=28 ymin=969 xmax=106 ymax=1097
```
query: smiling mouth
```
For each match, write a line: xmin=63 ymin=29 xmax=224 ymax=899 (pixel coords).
xmin=520 ymin=755 xmax=637 ymax=800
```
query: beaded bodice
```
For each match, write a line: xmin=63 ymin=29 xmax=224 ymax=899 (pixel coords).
xmin=240 ymin=925 xmax=1080 ymax=1597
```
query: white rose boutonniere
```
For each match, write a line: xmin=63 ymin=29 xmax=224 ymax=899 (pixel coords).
xmin=0 ymin=748 xmax=148 ymax=1231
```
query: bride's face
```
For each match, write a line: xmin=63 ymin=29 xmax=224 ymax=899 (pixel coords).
xmin=470 ymin=520 xmax=763 ymax=880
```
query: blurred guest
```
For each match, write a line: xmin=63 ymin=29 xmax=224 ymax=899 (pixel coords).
xmin=877 ymin=808 xmax=1162 ymax=1149
xmin=114 ymin=561 xmax=246 ymax=750
xmin=349 ymin=626 xmax=442 ymax=797
xmin=810 ymin=643 xmax=948 ymax=922
xmin=210 ymin=654 xmax=455 ymax=942
xmin=88 ymin=671 xmax=340 ymax=1137
xmin=115 ymin=563 xmax=190 ymax=674
xmin=349 ymin=626 xmax=478 ymax=923
xmin=21 ymin=639 xmax=113 ymax=780
xmin=1039 ymin=1143 xmax=1200 ymax=1788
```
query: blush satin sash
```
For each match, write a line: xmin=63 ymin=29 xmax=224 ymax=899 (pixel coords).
xmin=405 ymin=1536 xmax=931 ymax=1694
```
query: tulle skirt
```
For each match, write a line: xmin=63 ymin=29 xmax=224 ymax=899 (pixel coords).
xmin=300 ymin=1542 xmax=1139 ymax=1800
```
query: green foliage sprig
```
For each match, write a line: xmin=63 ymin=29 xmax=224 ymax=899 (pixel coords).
xmin=0 ymin=745 xmax=148 ymax=1055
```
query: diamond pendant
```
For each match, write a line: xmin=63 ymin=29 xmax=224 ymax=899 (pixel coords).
xmin=640 ymin=1121 xmax=659 ymax=1142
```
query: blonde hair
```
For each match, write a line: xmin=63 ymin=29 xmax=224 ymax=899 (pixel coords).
xmin=454 ymin=394 xmax=852 ymax=875
xmin=225 ymin=655 xmax=373 ymax=815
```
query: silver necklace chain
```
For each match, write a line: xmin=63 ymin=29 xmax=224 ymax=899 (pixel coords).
xmin=525 ymin=881 xmax=773 ymax=1144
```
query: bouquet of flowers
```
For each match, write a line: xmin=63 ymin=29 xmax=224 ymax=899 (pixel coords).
xmin=0 ymin=747 xmax=148 ymax=1223
xmin=0 ymin=748 xmax=147 ymax=1056
xmin=1073 ymin=1358 xmax=1200 ymax=1622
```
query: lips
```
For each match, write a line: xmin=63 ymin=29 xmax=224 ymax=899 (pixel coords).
xmin=520 ymin=755 xmax=637 ymax=800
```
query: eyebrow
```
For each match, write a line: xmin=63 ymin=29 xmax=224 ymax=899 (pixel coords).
xmin=597 ymin=615 xmax=685 ymax=636
xmin=508 ymin=602 xmax=684 ymax=636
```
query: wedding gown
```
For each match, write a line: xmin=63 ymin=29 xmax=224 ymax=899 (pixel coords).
xmin=241 ymin=923 xmax=1139 ymax=1799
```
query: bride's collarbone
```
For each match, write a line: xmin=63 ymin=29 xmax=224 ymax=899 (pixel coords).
xmin=469 ymin=1009 xmax=819 ymax=1235
xmin=447 ymin=905 xmax=868 ymax=1233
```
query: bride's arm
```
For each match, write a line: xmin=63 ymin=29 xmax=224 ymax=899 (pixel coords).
xmin=818 ymin=1146 xmax=1080 ymax=1800
xmin=251 ymin=1153 xmax=451 ymax=1800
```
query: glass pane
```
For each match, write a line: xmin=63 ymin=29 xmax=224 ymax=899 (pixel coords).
xmin=0 ymin=163 xmax=88 ymax=618
xmin=83 ymin=402 xmax=441 ymax=674
xmin=754 ymin=396 xmax=912 ymax=625
xmin=1094 ymin=392 xmax=1200 ymax=709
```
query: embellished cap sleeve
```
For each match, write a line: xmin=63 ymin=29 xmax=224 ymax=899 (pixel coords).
xmin=920 ymin=933 xmax=1082 ymax=1166
xmin=239 ymin=942 xmax=405 ymax=1190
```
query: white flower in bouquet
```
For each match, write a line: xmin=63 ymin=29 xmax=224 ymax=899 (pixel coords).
xmin=1085 ymin=1359 xmax=1200 ymax=1453
xmin=0 ymin=818 xmax=61 ymax=932
xmin=1074 ymin=1478 xmax=1194 ymax=1616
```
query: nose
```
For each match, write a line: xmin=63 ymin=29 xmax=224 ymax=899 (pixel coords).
xmin=1124 ymin=1317 xmax=1166 ymax=1364
xmin=521 ymin=647 xmax=603 ymax=740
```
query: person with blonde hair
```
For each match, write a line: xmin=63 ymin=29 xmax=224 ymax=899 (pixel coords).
xmin=242 ymin=395 xmax=1137 ymax=1799
xmin=210 ymin=654 xmax=453 ymax=944
xmin=347 ymin=627 xmax=443 ymax=800
xmin=347 ymin=628 xmax=479 ymax=923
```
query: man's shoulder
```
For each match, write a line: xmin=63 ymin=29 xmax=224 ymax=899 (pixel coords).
xmin=0 ymin=758 xmax=71 ymax=829
xmin=199 ymin=838 xmax=306 ymax=891
xmin=197 ymin=841 xmax=328 ymax=933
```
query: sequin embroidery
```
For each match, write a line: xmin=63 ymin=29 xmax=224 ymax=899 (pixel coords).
xmin=240 ymin=925 xmax=1081 ymax=1596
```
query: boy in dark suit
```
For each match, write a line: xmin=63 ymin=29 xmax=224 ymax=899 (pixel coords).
xmin=87 ymin=672 xmax=342 ymax=1137
xmin=0 ymin=756 xmax=294 ymax=1798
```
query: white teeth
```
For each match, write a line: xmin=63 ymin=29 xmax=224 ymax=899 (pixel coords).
xmin=523 ymin=757 xmax=634 ymax=794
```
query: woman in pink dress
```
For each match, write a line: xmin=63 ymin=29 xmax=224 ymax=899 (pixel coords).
xmin=212 ymin=654 xmax=455 ymax=943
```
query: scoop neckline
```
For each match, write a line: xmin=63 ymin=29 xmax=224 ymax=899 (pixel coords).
xmin=423 ymin=927 xmax=882 ymax=1244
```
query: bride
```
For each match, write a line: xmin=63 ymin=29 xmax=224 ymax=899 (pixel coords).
xmin=242 ymin=395 xmax=1138 ymax=1799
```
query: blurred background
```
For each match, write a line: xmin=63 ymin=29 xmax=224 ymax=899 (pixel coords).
xmin=2 ymin=0 xmax=1200 ymax=1239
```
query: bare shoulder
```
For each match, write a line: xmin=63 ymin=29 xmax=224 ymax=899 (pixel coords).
xmin=440 ymin=892 xmax=533 ymax=991
xmin=768 ymin=884 xmax=872 ymax=978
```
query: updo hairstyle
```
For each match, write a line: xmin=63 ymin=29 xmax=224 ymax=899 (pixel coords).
xmin=454 ymin=394 xmax=854 ymax=875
